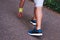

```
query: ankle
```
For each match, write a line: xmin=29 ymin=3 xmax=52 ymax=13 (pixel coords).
xmin=36 ymin=27 xmax=41 ymax=30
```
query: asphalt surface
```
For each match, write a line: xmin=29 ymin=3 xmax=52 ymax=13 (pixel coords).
xmin=0 ymin=0 xmax=60 ymax=40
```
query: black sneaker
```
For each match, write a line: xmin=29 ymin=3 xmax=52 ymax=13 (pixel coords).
xmin=28 ymin=29 xmax=43 ymax=36
xmin=30 ymin=20 xmax=36 ymax=25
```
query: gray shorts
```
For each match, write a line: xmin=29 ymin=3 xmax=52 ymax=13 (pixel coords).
xmin=34 ymin=0 xmax=44 ymax=7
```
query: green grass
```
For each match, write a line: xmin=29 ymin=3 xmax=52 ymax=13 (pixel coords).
xmin=44 ymin=0 xmax=60 ymax=13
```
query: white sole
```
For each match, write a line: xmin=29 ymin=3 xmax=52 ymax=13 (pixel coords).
xmin=28 ymin=33 xmax=43 ymax=36
xmin=30 ymin=21 xmax=36 ymax=25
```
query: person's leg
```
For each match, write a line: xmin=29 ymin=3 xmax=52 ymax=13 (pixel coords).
xmin=28 ymin=0 xmax=44 ymax=36
xmin=34 ymin=0 xmax=44 ymax=30
xmin=30 ymin=0 xmax=44 ymax=25
xmin=18 ymin=0 xmax=25 ymax=17
xmin=35 ymin=7 xmax=43 ymax=30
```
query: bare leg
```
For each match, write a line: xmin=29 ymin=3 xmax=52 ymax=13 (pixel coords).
xmin=28 ymin=0 xmax=44 ymax=36
xmin=35 ymin=7 xmax=43 ymax=30
xmin=33 ymin=8 xmax=36 ymax=20
xmin=34 ymin=0 xmax=44 ymax=30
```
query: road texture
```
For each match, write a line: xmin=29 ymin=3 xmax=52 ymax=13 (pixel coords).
xmin=0 ymin=0 xmax=60 ymax=40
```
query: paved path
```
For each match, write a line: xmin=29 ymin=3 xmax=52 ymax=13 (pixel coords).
xmin=0 ymin=0 xmax=60 ymax=40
